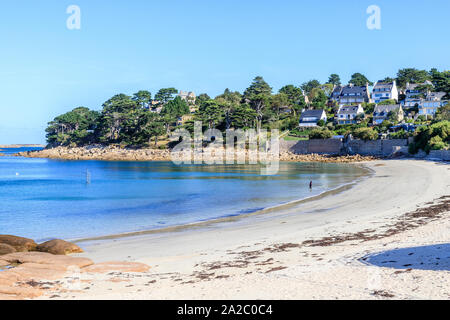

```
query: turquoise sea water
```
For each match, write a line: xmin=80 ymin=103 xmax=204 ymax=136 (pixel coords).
xmin=0 ymin=148 xmax=366 ymax=241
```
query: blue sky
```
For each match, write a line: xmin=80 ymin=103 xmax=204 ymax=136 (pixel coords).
xmin=0 ymin=0 xmax=448 ymax=144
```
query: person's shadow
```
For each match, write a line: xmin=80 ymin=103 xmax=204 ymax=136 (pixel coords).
xmin=362 ymin=243 xmax=450 ymax=271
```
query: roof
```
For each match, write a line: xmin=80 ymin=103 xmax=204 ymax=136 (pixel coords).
xmin=373 ymin=104 xmax=401 ymax=116
xmin=373 ymin=81 xmax=394 ymax=90
xmin=405 ymin=80 xmax=433 ymax=91
xmin=331 ymin=85 xmax=342 ymax=95
xmin=337 ymin=105 xmax=362 ymax=115
xmin=341 ymin=85 xmax=368 ymax=96
xmin=299 ymin=109 xmax=325 ymax=120
xmin=426 ymin=92 xmax=446 ymax=101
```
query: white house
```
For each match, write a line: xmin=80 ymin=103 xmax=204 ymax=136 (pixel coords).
xmin=336 ymin=104 xmax=365 ymax=125
xmin=299 ymin=109 xmax=327 ymax=127
xmin=372 ymin=80 xmax=398 ymax=103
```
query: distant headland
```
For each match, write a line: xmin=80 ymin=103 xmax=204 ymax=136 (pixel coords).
xmin=0 ymin=144 xmax=45 ymax=148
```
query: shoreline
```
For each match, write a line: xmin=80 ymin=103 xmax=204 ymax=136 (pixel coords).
xmin=0 ymin=144 xmax=45 ymax=149
xmin=2 ymin=159 xmax=449 ymax=299
xmin=58 ymin=159 xmax=449 ymax=299
xmin=14 ymin=145 xmax=378 ymax=163
xmin=73 ymin=163 xmax=371 ymax=243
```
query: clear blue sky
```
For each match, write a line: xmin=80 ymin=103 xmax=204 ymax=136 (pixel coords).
xmin=0 ymin=0 xmax=448 ymax=144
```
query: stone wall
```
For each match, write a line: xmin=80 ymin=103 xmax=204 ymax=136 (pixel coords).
xmin=346 ymin=139 xmax=408 ymax=156
xmin=280 ymin=139 xmax=343 ymax=155
xmin=426 ymin=150 xmax=450 ymax=161
xmin=280 ymin=138 xmax=409 ymax=157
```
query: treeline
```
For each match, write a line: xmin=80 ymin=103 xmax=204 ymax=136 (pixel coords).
xmin=45 ymin=68 xmax=449 ymax=148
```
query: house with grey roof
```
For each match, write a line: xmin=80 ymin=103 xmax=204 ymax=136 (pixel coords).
xmin=330 ymin=85 xmax=343 ymax=103
xmin=373 ymin=104 xmax=404 ymax=124
xmin=299 ymin=109 xmax=327 ymax=127
xmin=372 ymin=80 xmax=398 ymax=103
xmin=403 ymin=81 xmax=433 ymax=108
xmin=338 ymin=83 xmax=371 ymax=106
xmin=419 ymin=92 xmax=448 ymax=118
xmin=336 ymin=104 xmax=365 ymax=124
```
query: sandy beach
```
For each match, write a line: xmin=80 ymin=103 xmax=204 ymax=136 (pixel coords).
xmin=26 ymin=159 xmax=449 ymax=299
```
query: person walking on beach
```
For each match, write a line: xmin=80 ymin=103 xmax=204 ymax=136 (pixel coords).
xmin=309 ymin=180 xmax=312 ymax=189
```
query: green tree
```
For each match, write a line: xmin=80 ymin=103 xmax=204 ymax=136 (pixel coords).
xmin=270 ymin=93 xmax=290 ymax=120
xmin=46 ymin=107 xmax=100 ymax=146
xmin=198 ymin=100 xmax=224 ymax=129
xmin=349 ymin=73 xmax=373 ymax=86
xmin=300 ymin=79 xmax=321 ymax=95
xmin=279 ymin=85 xmax=303 ymax=104
xmin=278 ymin=85 xmax=306 ymax=117
xmin=243 ymin=76 xmax=272 ymax=131
xmin=161 ymin=96 xmax=190 ymax=118
xmin=97 ymin=94 xmax=139 ymax=143
xmin=409 ymin=120 xmax=450 ymax=153
xmin=310 ymin=89 xmax=328 ymax=109
xmin=435 ymin=104 xmax=450 ymax=121
xmin=328 ymin=74 xmax=341 ymax=85
xmin=215 ymin=88 xmax=241 ymax=104
xmin=196 ymin=93 xmax=211 ymax=106
xmin=215 ymin=89 xmax=242 ymax=128
xmin=132 ymin=90 xmax=152 ymax=109
xmin=140 ymin=113 xmax=165 ymax=146
xmin=231 ymin=104 xmax=257 ymax=129
xmin=154 ymin=88 xmax=178 ymax=104
xmin=381 ymin=77 xmax=395 ymax=83
xmin=396 ymin=68 xmax=430 ymax=88
xmin=429 ymin=68 xmax=450 ymax=98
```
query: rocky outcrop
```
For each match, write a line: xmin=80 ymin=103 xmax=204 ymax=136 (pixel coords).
xmin=279 ymin=152 xmax=377 ymax=163
xmin=15 ymin=145 xmax=172 ymax=161
xmin=82 ymin=261 xmax=151 ymax=273
xmin=0 ymin=252 xmax=94 ymax=299
xmin=0 ymin=251 xmax=151 ymax=300
xmin=0 ymin=235 xmax=37 ymax=252
xmin=1 ymin=252 xmax=93 ymax=269
xmin=36 ymin=239 xmax=83 ymax=255
xmin=15 ymin=146 xmax=377 ymax=163
xmin=0 ymin=244 xmax=16 ymax=255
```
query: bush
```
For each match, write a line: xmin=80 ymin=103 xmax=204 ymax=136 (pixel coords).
xmin=429 ymin=136 xmax=447 ymax=150
xmin=390 ymin=129 xmax=411 ymax=139
xmin=317 ymin=119 xmax=326 ymax=127
xmin=308 ymin=128 xmax=333 ymax=139
xmin=352 ymin=127 xmax=378 ymax=141
xmin=409 ymin=120 xmax=450 ymax=154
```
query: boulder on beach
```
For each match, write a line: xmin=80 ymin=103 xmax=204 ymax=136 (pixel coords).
xmin=82 ymin=261 xmax=151 ymax=273
xmin=0 ymin=252 xmax=94 ymax=299
xmin=0 ymin=251 xmax=93 ymax=269
xmin=0 ymin=235 xmax=37 ymax=252
xmin=36 ymin=239 xmax=83 ymax=255
xmin=0 ymin=243 xmax=17 ymax=256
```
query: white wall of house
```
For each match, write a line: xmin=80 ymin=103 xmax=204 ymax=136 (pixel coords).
xmin=372 ymin=81 xmax=398 ymax=103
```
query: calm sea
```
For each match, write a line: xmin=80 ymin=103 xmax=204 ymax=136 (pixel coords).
xmin=0 ymin=147 xmax=366 ymax=241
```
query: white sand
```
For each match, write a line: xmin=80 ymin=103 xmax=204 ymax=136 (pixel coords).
xmin=39 ymin=160 xmax=450 ymax=300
